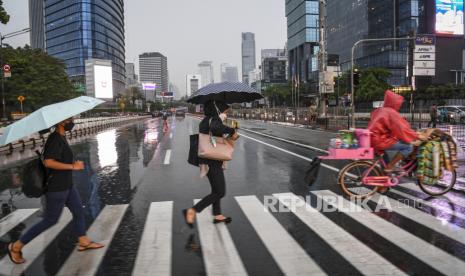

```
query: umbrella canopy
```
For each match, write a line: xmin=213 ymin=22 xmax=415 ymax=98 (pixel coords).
xmin=187 ymin=82 xmax=262 ymax=104
xmin=0 ymin=96 xmax=105 ymax=146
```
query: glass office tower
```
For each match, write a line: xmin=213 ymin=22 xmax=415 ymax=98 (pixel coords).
xmin=326 ymin=0 xmax=426 ymax=86
xmin=43 ymin=0 xmax=126 ymax=96
xmin=285 ymin=0 xmax=320 ymax=89
xmin=242 ymin=32 xmax=256 ymax=84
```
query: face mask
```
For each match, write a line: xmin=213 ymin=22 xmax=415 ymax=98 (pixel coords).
xmin=64 ymin=122 xmax=75 ymax=131
xmin=219 ymin=113 xmax=227 ymax=122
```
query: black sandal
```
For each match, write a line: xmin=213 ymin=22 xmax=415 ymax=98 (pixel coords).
xmin=8 ymin=243 xmax=25 ymax=264
xmin=182 ymin=209 xmax=195 ymax=229
xmin=77 ymin=242 xmax=104 ymax=251
xmin=213 ymin=217 xmax=232 ymax=224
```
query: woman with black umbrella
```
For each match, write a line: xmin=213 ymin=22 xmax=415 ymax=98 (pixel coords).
xmin=183 ymin=100 xmax=238 ymax=226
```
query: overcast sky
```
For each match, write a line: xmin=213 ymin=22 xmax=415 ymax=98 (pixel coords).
xmin=2 ymin=0 xmax=286 ymax=96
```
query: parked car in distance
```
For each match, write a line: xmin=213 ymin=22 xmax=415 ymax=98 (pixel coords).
xmin=437 ymin=106 xmax=465 ymax=124
xmin=175 ymin=108 xmax=186 ymax=117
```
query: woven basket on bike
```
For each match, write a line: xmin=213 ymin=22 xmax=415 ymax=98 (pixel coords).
xmin=416 ymin=130 xmax=457 ymax=195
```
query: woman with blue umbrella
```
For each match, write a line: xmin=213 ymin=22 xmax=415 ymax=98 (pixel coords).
xmin=3 ymin=96 xmax=106 ymax=264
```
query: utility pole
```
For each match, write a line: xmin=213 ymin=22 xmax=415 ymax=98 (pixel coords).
xmin=318 ymin=0 xmax=327 ymax=116
xmin=350 ymin=36 xmax=414 ymax=128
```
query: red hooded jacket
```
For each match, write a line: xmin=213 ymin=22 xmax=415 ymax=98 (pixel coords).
xmin=368 ymin=90 xmax=418 ymax=152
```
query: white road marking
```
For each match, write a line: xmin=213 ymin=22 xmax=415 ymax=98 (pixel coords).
xmin=0 ymin=210 xmax=72 ymax=276
xmin=164 ymin=149 xmax=171 ymax=165
xmin=274 ymin=193 xmax=407 ymax=276
xmin=241 ymin=127 xmax=329 ymax=153
xmin=57 ymin=205 xmax=128 ymax=276
xmin=169 ymin=133 xmax=173 ymax=139
xmin=133 ymin=202 xmax=173 ymax=276
xmin=240 ymin=133 xmax=338 ymax=173
xmin=312 ymin=190 xmax=465 ymax=276
xmin=235 ymin=195 xmax=327 ymax=275
xmin=194 ymin=199 xmax=248 ymax=276
xmin=0 ymin=209 xmax=38 ymax=237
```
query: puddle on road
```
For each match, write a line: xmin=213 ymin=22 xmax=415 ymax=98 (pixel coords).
xmin=0 ymin=119 xmax=162 ymax=219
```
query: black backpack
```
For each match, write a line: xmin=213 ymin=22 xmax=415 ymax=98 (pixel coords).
xmin=22 ymin=150 xmax=49 ymax=198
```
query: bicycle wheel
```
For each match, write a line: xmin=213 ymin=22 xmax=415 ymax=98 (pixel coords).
xmin=417 ymin=168 xmax=456 ymax=196
xmin=339 ymin=161 xmax=383 ymax=199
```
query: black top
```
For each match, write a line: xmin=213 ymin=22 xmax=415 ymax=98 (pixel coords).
xmin=198 ymin=116 xmax=236 ymax=165
xmin=199 ymin=116 xmax=235 ymax=137
xmin=43 ymin=131 xmax=74 ymax=192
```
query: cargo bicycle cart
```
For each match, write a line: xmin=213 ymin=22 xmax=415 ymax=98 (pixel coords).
xmin=320 ymin=129 xmax=457 ymax=199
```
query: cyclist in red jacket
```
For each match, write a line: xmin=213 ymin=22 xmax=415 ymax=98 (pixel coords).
xmin=368 ymin=90 xmax=426 ymax=172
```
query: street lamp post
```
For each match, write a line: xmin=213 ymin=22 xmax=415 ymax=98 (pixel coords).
xmin=1 ymin=28 xmax=31 ymax=121
xmin=350 ymin=36 xmax=414 ymax=128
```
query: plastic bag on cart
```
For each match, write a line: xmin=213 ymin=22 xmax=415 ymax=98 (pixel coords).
xmin=305 ymin=157 xmax=321 ymax=186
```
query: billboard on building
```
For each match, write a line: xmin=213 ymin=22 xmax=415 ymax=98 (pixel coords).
xmin=142 ymin=83 xmax=157 ymax=90
xmin=94 ymin=65 xmax=113 ymax=99
xmin=435 ymin=0 xmax=464 ymax=35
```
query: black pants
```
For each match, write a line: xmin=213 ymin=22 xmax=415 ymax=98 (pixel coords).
xmin=193 ymin=162 xmax=225 ymax=216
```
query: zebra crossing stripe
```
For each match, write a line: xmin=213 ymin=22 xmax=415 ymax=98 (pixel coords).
xmin=235 ymin=195 xmax=327 ymax=275
xmin=194 ymin=199 xmax=248 ymax=276
xmin=0 ymin=209 xmax=72 ymax=276
xmin=56 ymin=204 xmax=128 ymax=276
xmin=273 ymin=193 xmax=407 ymax=276
xmin=364 ymin=190 xmax=465 ymax=245
xmin=0 ymin=209 xmax=38 ymax=237
xmin=132 ymin=202 xmax=173 ymax=276
xmin=312 ymin=190 xmax=465 ymax=275
xmin=390 ymin=186 xmax=465 ymax=221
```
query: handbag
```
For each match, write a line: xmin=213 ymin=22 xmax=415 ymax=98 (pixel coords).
xmin=188 ymin=134 xmax=200 ymax=166
xmin=198 ymin=119 xmax=235 ymax=161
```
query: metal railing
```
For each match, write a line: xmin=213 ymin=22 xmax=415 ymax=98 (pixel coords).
xmin=0 ymin=115 xmax=151 ymax=154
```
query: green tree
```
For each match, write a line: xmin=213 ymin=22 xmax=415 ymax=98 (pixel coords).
xmin=2 ymin=46 xmax=78 ymax=114
xmin=121 ymin=86 xmax=143 ymax=106
xmin=335 ymin=68 xmax=391 ymax=102
xmin=0 ymin=0 xmax=10 ymax=24
xmin=263 ymin=84 xmax=291 ymax=107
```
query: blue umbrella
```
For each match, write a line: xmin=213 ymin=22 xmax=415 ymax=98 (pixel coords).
xmin=187 ymin=82 xmax=262 ymax=104
xmin=0 ymin=96 xmax=105 ymax=146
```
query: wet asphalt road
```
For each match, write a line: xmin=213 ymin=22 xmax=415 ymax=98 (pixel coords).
xmin=1 ymin=116 xmax=465 ymax=275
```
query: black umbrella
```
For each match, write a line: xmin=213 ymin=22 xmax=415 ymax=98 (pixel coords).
xmin=187 ymin=82 xmax=263 ymax=104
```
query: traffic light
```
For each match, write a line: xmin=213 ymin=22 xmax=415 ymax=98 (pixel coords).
xmin=353 ymin=69 xmax=361 ymax=86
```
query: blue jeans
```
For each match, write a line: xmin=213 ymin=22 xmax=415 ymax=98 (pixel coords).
xmin=20 ymin=186 xmax=86 ymax=244
xmin=385 ymin=141 xmax=414 ymax=158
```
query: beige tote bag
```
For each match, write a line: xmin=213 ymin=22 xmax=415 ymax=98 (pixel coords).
xmin=198 ymin=133 xmax=234 ymax=161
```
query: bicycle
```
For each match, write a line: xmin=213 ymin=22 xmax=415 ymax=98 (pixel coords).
xmin=338 ymin=152 xmax=456 ymax=199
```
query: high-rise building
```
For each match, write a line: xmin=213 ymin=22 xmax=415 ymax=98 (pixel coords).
xmin=248 ymin=68 xmax=262 ymax=86
xmin=125 ymin=63 xmax=138 ymax=87
xmin=261 ymin=49 xmax=287 ymax=61
xmin=261 ymin=49 xmax=287 ymax=84
xmin=326 ymin=0 xmax=464 ymax=86
xmin=242 ymin=32 xmax=256 ymax=84
xmin=198 ymin=61 xmax=214 ymax=87
xmin=186 ymin=74 xmax=202 ymax=97
xmin=38 ymin=0 xmax=126 ymax=98
xmin=285 ymin=0 xmax=319 ymax=92
xmin=29 ymin=0 xmax=45 ymax=50
xmin=139 ymin=52 xmax=168 ymax=98
xmin=221 ymin=63 xmax=239 ymax=82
